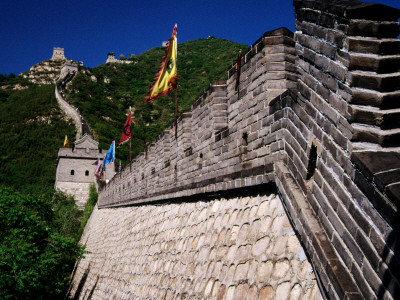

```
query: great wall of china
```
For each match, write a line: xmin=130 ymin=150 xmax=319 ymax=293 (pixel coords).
xmin=67 ymin=0 xmax=400 ymax=299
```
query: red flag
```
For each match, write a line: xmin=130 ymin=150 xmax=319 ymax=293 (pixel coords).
xmin=120 ymin=111 xmax=132 ymax=145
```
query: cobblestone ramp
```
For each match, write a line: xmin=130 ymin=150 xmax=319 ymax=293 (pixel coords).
xmin=69 ymin=193 xmax=322 ymax=299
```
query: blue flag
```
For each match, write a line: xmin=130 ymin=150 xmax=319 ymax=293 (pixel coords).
xmin=103 ymin=141 xmax=115 ymax=166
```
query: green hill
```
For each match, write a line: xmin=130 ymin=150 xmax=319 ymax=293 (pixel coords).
xmin=0 ymin=76 xmax=76 ymax=194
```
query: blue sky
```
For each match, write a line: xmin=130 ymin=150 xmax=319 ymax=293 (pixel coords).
xmin=1 ymin=0 xmax=399 ymax=75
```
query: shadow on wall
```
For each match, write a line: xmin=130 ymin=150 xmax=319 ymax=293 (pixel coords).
xmin=378 ymin=211 xmax=400 ymax=298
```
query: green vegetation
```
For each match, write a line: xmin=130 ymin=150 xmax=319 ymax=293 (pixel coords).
xmin=65 ymin=37 xmax=248 ymax=166
xmin=0 ymin=81 xmax=76 ymax=194
xmin=0 ymin=77 xmax=82 ymax=298
xmin=0 ymin=186 xmax=84 ymax=299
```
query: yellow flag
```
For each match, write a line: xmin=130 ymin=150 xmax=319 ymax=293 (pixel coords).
xmin=63 ymin=135 xmax=68 ymax=147
xmin=146 ymin=24 xmax=178 ymax=102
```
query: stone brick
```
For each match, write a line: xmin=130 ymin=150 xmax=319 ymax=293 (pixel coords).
xmin=252 ymin=236 xmax=271 ymax=257
xmin=234 ymin=262 xmax=249 ymax=282
xmin=356 ymin=229 xmax=381 ymax=271
xmin=349 ymin=54 xmax=400 ymax=74
xmin=256 ymin=260 xmax=273 ymax=283
xmin=272 ymin=259 xmax=290 ymax=281
xmin=217 ymin=284 xmax=227 ymax=300
xmin=350 ymin=71 xmax=400 ymax=92
xmin=246 ymin=285 xmax=258 ymax=300
xmin=259 ymin=285 xmax=274 ymax=300
xmin=348 ymin=37 xmax=400 ymax=55
xmin=276 ymin=282 xmax=291 ymax=300
xmin=225 ymin=286 xmax=236 ymax=300
xmin=234 ymin=283 xmax=249 ymax=300
xmin=348 ymin=20 xmax=400 ymax=38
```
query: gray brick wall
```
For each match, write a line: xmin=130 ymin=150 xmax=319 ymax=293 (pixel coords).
xmin=71 ymin=1 xmax=400 ymax=299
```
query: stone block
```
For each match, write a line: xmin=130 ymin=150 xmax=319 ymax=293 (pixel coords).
xmin=348 ymin=37 xmax=400 ymax=55
xmin=350 ymin=90 xmax=400 ymax=110
xmin=349 ymin=54 xmax=400 ymax=74
xmin=348 ymin=20 xmax=400 ymax=38
xmin=350 ymin=71 xmax=400 ymax=93
xmin=351 ymin=106 xmax=400 ymax=130
xmin=346 ymin=2 xmax=400 ymax=22
xmin=264 ymin=35 xmax=295 ymax=46
xmin=258 ymin=285 xmax=274 ymax=300
xmin=319 ymin=12 xmax=335 ymax=28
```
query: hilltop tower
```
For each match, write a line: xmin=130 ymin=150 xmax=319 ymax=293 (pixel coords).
xmin=105 ymin=52 xmax=132 ymax=64
xmin=55 ymin=134 xmax=114 ymax=208
xmin=51 ymin=47 xmax=65 ymax=60
xmin=106 ymin=52 xmax=118 ymax=63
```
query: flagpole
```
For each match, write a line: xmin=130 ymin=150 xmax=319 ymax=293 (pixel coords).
xmin=129 ymin=107 xmax=132 ymax=162
xmin=175 ymin=87 xmax=178 ymax=139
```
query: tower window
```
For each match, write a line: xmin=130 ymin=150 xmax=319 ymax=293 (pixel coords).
xmin=85 ymin=170 xmax=89 ymax=176
xmin=70 ymin=170 xmax=75 ymax=175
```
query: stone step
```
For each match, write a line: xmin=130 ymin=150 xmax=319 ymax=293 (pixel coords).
xmin=350 ymin=105 xmax=400 ymax=129
xmin=349 ymin=71 xmax=400 ymax=93
xmin=351 ymin=89 xmax=400 ymax=109
xmin=352 ymin=123 xmax=400 ymax=147
xmin=349 ymin=53 xmax=400 ymax=73
xmin=348 ymin=37 xmax=400 ymax=55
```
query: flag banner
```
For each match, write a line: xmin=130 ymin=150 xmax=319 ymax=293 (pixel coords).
xmin=120 ymin=111 xmax=132 ymax=145
xmin=94 ymin=161 xmax=103 ymax=175
xmin=92 ymin=158 xmax=100 ymax=165
xmin=146 ymin=24 xmax=178 ymax=102
xmin=63 ymin=135 xmax=68 ymax=147
xmin=103 ymin=141 xmax=115 ymax=166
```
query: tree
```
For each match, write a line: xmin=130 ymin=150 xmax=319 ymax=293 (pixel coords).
xmin=0 ymin=186 xmax=85 ymax=299
xmin=119 ymin=54 xmax=125 ymax=60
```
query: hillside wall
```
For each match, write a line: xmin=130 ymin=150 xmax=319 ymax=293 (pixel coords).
xmin=70 ymin=1 xmax=400 ymax=299
xmin=55 ymin=85 xmax=82 ymax=139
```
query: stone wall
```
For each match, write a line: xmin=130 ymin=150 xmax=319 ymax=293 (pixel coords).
xmin=55 ymin=182 xmax=92 ymax=208
xmin=70 ymin=1 xmax=400 ymax=299
xmin=69 ymin=191 xmax=323 ymax=299
xmin=55 ymin=85 xmax=82 ymax=139
xmin=98 ymin=27 xmax=297 ymax=208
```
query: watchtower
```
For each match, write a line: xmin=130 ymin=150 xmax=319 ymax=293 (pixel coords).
xmin=55 ymin=134 xmax=114 ymax=208
xmin=106 ymin=52 xmax=118 ymax=63
xmin=60 ymin=61 xmax=78 ymax=77
xmin=52 ymin=47 xmax=65 ymax=60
